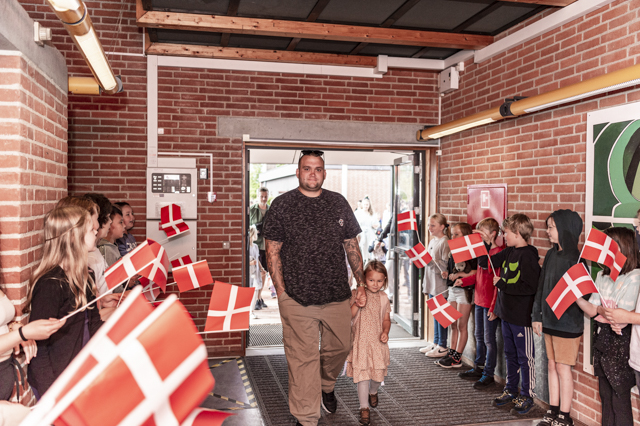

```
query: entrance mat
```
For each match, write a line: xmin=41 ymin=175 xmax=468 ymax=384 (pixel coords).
xmin=245 ymin=348 xmax=544 ymax=425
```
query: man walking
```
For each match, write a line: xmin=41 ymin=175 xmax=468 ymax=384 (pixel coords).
xmin=263 ymin=150 xmax=366 ymax=426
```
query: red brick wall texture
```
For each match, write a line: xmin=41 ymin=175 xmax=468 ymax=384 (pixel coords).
xmin=438 ymin=1 xmax=640 ymax=425
xmin=13 ymin=0 xmax=640 ymax=422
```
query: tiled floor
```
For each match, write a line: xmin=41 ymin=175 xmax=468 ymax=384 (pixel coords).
xmin=207 ymin=339 xmax=546 ymax=426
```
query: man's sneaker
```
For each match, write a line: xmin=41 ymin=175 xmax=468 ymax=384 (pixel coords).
xmin=510 ymin=396 xmax=534 ymax=415
xmin=419 ymin=342 xmax=436 ymax=353
xmin=459 ymin=367 xmax=484 ymax=380
xmin=426 ymin=345 xmax=448 ymax=357
xmin=492 ymin=389 xmax=517 ymax=407
xmin=437 ymin=355 xmax=462 ymax=368
xmin=536 ymin=410 xmax=556 ymax=426
xmin=473 ymin=374 xmax=495 ymax=390
xmin=321 ymin=391 xmax=337 ymax=413
xmin=551 ymin=414 xmax=573 ymax=426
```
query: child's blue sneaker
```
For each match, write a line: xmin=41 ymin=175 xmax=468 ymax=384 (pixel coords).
xmin=510 ymin=395 xmax=534 ymax=415
xmin=492 ymin=389 xmax=517 ymax=407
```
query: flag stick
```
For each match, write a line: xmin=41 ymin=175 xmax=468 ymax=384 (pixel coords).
xmin=60 ymin=281 xmax=124 ymax=321
xmin=141 ymin=282 xmax=177 ymax=294
xmin=116 ymin=286 xmax=127 ymax=308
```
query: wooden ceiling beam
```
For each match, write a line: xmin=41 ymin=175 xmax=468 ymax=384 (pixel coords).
xmin=502 ymin=0 xmax=575 ymax=6
xmin=146 ymin=43 xmax=379 ymax=67
xmin=220 ymin=0 xmax=240 ymax=48
xmin=286 ymin=0 xmax=331 ymax=52
xmin=137 ymin=12 xmax=493 ymax=50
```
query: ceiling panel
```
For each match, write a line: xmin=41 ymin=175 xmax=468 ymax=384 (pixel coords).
xmin=465 ymin=3 xmax=540 ymax=34
xmin=295 ymin=39 xmax=360 ymax=54
xmin=359 ymin=43 xmax=422 ymax=58
xmin=318 ymin=0 xmax=407 ymax=25
xmin=228 ymin=34 xmax=292 ymax=50
xmin=393 ymin=0 xmax=493 ymax=30
xmin=417 ymin=47 xmax=461 ymax=60
xmin=154 ymin=29 xmax=222 ymax=46
xmin=150 ymin=0 xmax=230 ymax=15
xmin=237 ymin=0 xmax=318 ymax=20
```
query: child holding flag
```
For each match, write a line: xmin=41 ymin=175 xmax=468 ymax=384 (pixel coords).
xmin=347 ymin=260 xmax=391 ymax=426
xmin=421 ymin=214 xmax=451 ymax=358
xmin=531 ymin=210 xmax=583 ymax=426
xmin=575 ymin=227 xmax=640 ymax=426
xmin=477 ymin=214 xmax=540 ymax=415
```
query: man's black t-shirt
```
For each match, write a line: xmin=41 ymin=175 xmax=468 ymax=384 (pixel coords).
xmin=263 ymin=188 xmax=361 ymax=306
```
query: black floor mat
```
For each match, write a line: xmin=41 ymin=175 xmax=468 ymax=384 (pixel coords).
xmin=245 ymin=348 xmax=544 ymax=425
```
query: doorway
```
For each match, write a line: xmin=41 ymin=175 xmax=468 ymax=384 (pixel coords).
xmin=244 ymin=146 xmax=428 ymax=348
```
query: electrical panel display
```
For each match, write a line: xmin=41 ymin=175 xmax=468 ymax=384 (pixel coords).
xmin=151 ymin=173 xmax=192 ymax=194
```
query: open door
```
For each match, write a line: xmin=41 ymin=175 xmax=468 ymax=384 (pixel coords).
xmin=391 ymin=154 xmax=423 ymax=336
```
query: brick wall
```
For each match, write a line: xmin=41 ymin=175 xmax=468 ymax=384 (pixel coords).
xmin=437 ymin=1 xmax=640 ymax=424
xmin=0 ymin=53 xmax=68 ymax=320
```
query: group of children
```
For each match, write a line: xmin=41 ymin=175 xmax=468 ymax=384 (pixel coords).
xmin=5 ymin=194 xmax=138 ymax=401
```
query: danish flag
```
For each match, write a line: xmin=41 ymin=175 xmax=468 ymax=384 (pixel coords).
xmin=204 ymin=282 xmax=255 ymax=333
xmin=138 ymin=240 xmax=170 ymax=291
xmin=174 ymin=260 xmax=214 ymax=293
xmin=21 ymin=287 xmax=214 ymax=426
xmin=406 ymin=242 xmax=432 ymax=268
xmin=171 ymin=255 xmax=193 ymax=269
xmin=104 ymin=240 xmax=157 ymax=290
xmin=448 ymin=234 xmax=488 ymax=264
xmin=181 ymin=408 xmax=233 ymax=426
xmin=160 ymin=204 xmax=190 ymax=238
xmin=426 ymin=293 xmax=462 ymax=328
xmin=397 ymin=210 xmax=417 ymax=232
xmin=546 ymin=263 xmax=598 ymax=320
xmin=581 ymin=228 xmax=627 ymax=280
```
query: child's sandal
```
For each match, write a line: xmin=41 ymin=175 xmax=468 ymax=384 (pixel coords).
xmin=359 ymin=408 xmax=370 ymax=425
xmin=368 ymin=393 xmax=378 ymax=408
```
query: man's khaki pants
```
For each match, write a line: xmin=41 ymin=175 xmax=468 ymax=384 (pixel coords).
xmin=278 ymin=292 xmax=351 ymax=426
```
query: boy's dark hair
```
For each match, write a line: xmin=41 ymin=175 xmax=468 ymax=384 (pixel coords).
xmin=110 ymin=205 xmax=123 ymax=220
xmin=603 ymin=227 xmax=639 ymax=276
xmin=506 ymin=213 xmax=534 ymax=242
xmin=83 ymin=193 xmax=111 ymax=226
xmin=477 ymin=218 xmax=500 ymax=236
xmin=114 ymin=202 xmax=131 ymax=210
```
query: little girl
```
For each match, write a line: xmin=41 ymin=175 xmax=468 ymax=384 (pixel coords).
xmin=421 ymin=213 xmax=451 ymax=358
xmin=347 ymin=260 xmax=391 ymax=426
xmin=27 ymin=206 xmax=103 ymax=397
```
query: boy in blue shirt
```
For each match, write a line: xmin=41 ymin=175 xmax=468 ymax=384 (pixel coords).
xmin=478 ymin=213 xmax=540 ymax=415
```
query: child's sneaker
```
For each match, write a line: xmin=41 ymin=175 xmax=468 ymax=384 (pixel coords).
xmin=426 ymin=345 xmax=448 ymax=357
xmin=536 ymin=409 xmax=556 ymax=426
xmin=419 ymin=342 xmax=436 ymax=353
xmin=551 ymin=414 xmax=573 ymax=426
xmin=473 ymin=374 xmax=495 ymax=390
xmin=359 ymin=408 xmax=370 ymax=425
xmin=459 ymin=366 xmax=483 ymax=380
xmin=510 ymin=396 xmax=534 ymax=415
xmin=437 ymin=350 xmax=462 ymax=368
xmin=492 ymin=389 xmax=517 ymax=407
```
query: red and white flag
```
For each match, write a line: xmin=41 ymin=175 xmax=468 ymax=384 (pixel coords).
xmin=21 ymin=286 xmax=214 ymax=426
xmin=426 ymin=294 xmax=462 ymax=328
xmin=204 ymin=282 xmax=255 ymax=333
xmin=171 ymin=255 xmax=193 ymax=269
xmin=104 ymin=240 xmax=157 ymax=290
xmin=406 ymin=242 xmax=432 ymax=268
xmin=160 ymin=204 xmax=190 ymax=238
xmin=397 ymin=210 xmax=417 ymax=232
xmin=138 ymin=239 xmax=170 ymax=291
xmin=546 ymin=263 xmax=598 ymax=320
xmin=181 ymin=408 xmax=233 ymax=426
xmin=448 ymin=234 xmax=488 ymax=264
xmin=174 ymin=260 xmax=214 ymax=293
xmin=581 ymin=228 xmax=627 ymax=280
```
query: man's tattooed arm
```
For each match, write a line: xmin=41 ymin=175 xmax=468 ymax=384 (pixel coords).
xmin=343 ymin=237 xmax=367 ymax=307
xmin=265 ymin=239 xmax=285 ymax=297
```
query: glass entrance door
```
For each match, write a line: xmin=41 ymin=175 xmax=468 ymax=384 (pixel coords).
xmin=391 ymin=155 xmax=421 ymax=336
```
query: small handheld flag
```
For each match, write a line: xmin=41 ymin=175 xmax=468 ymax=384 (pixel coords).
xmin=174 ymin=260 xmax=214 ymax=293
xmin=160 ymin=204 xmax=190 ymax=238
xmin=204 ymin=282 xmax=255 ymax=333
xmin=426 ymin=293 xmax=462 ymax=328
xmin=581 ymin=228 xmax=627 ymax=280
xmin=397 ymin=210 xmax=417 ymax=232
xmin=448 ymin=234 xmax=488 ymax=264
xmin=171 ymin=254 xmax=194 ymax=269
xmin=406 ymin=243 xmax=432 ymax=268
xmin=546 ymin=263 xmax=598 ymax=320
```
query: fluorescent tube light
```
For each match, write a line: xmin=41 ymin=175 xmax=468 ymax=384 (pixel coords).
xmin=74 ymin=28 xmax=117 ymax=91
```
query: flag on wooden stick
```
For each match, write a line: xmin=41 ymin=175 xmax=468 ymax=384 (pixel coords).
xmin=448 ymin=234 xmax=488 ymax=264
xmin=406 ymin=242 xmax=432 ymax=268
xmin=171 ymin=255 xmax=193 ymax=269
xmin=580 ymin=228 xmax=627 ymax=280
xmin=160 ymin=204 xmax=190 ymax=238
xmin=174 ymin=260 xmax=214 ymax=293
xmin=204 ymin=282 xmax=255 ymax=333
xmin=546 ymin=263 xmax=598 ymax=320
xmin=426 ymin=293 xmax=462 ymax=328
xmin=397 ymin=210 xmax=417 ymax=232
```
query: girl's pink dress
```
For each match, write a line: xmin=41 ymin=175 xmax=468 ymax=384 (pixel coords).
xmin=346 ymin=290 xmax=391 ymax=383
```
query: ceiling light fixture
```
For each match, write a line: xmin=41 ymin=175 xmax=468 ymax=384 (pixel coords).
xmin=417 ymin=63 xmax=640 ymax=140
xmin=46 ymin=0 xmax=122 ymax=94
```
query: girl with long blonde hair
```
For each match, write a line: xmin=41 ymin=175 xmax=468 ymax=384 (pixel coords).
xmin=26 ymin=205 xmax=102 ymax=397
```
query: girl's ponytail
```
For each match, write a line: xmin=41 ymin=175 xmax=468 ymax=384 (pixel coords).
xmin=430 ymin=213 xmax=450 ymax=239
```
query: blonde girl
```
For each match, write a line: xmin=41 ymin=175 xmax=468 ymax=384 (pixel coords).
xmin=437 ymin=223 xmax=477 ymax=368
xmin=346 ymin=260 xmax=391 ymax=426
xmin=26 ymin=206 xmax=102 ymax=397
xmin=422 ymin=213 xmax=451 ymax=358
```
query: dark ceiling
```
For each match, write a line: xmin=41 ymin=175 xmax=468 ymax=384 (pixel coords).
xmin=140 ymin=0 xmax=557 ymax=62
